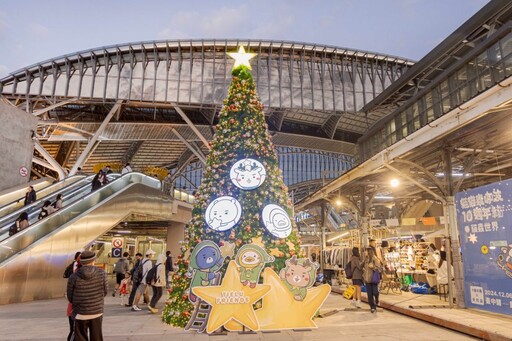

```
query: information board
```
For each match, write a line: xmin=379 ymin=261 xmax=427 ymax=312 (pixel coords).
xmin=456 ymin=180 xmax=512 ymax=316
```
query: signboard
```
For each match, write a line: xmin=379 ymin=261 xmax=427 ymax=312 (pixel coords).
xmin=112 ymin=237 xmax=124 ymax=258
xmin=112 ymin=248 xmax=123 ymax=258
xmin=19 ymin=166 xmax=28 ymax=177
xmin=456 ymin=179 xmax=512 ymax=316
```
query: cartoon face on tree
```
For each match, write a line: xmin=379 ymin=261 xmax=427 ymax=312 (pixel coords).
xmin=230 ymin=158 xmax=267 ymax=190
xmin=205 ymin=196 xmax=242 ymax=231
xmin=279 ymin=256 xmax=318 ymax=301
xmin=262 ymin=204 xmax=292 ymax=238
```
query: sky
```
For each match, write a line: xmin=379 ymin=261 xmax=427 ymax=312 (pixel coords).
xmin=0 ymin=0 xmax=489 ymax=79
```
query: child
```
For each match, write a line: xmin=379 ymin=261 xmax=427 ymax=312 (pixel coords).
xmin=119 ymin=272 xmax=132 ymax=306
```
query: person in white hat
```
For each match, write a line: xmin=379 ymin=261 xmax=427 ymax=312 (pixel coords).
xmin=131 ymin=249 xmax=155 ymax=311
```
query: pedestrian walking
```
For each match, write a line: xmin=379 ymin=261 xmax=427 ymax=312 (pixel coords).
xmin=66 ymin=250 xmax=107 ymax=341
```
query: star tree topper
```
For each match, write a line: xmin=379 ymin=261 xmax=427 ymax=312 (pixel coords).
xmin=228 ymin=46 xmax=256 ymax=70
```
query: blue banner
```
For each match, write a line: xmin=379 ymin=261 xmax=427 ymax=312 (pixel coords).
xmin=456 ymin=180 xmax=512 ymax=316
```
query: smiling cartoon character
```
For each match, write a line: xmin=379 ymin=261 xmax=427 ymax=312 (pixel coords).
xmin=186 ymin=241 xmax=225 ymax=303
xmin=279 ymin=256 xmax=318 ymax=301
xmin=205 ymin=196 xmax=242 ymax=231
xmin=497 ymin=244 xmax=512 ymax=279
xmin=235 ymin=244 xmax=274 ymax=288
xmin=262 ymin=204 xmax=292 ymax=238
xmin=230 ymin=158 xmax=267 ymax=190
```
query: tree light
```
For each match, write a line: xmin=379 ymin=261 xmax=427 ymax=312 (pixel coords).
xmin=390 ymin=179 xmax=400 ymax=187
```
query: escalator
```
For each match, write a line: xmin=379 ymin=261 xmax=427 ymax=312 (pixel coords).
xmin=0 ymin=175 xmax=87 ymax=221
xmin=0 ymin=174 xmax=123 ymax=241
xmin=0 ymin=177 xmax=54 ymax=207
xmin=0 ymin=172 xmax=190 ymax=305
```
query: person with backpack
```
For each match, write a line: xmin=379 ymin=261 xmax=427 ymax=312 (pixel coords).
xmin=147 ymin=253 xmax=166 ymax=313
xmin=127 ymin=253 xmax=144 ymax=307
xmin=348 ymin=247 xmax=363 ymax=308
xmin=10 ymin=211 xmax=30 ymax=236
xmin=131 ymin=250 xmax=155 ymax=311
xmin=38 ymin=200 xmax=55 ymax=220
xmin=112 ymin=252 xmax=130 ymax=297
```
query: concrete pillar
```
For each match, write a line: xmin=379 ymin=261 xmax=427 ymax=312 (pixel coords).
xmin=445 ymin=196 xmax=466 ymax=308
xmin=166 ymin=222 xmax=186 ymax=260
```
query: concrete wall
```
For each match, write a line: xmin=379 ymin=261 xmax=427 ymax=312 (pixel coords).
xmin=0 ymin=102 xmax=38 ymax=192
xmin=166 ymin=222 xmax=186 ymax=260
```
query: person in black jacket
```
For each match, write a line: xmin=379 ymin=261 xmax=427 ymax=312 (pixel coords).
xmin=24 ymin=186 xmax=36 ymax=206
xmin=67 ymin=250 xmax=107 ymax=341
xmin=165 ymin=250 xmax=174 ymax=289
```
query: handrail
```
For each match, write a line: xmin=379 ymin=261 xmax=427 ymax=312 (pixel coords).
xmin=0 ymin=172 xmax=161 ymax=264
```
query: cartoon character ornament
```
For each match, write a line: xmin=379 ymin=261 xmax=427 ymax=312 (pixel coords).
xmin=185 ymin=241 xmax=225 ymax=303
xmin=205 ymin=196 xmax=242 ymax=231
xmin=235 ymin=244 xmax=274 ymax=288
xmin=230 ymin=158 xmax=267 ymax=190
xmin=279 ymin=256 xmax=318 ymax=301
xmin=262 ymin=204 xmax=292 ymax=238
xmin=497 ymin=244 xmax=512 ymax=279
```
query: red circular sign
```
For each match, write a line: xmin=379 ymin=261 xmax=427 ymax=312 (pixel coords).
xmin=19 ymin=167 xmax=28 ymax=177
xmin=112 ymin=238 xmax=123 ymax=248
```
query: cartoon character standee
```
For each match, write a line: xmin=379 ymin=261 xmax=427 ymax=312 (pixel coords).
xmin=279 ymin=256 xmax=318 ymax=301
xmin=205 ymin=196 xmax=242 ymax=231
xmin=235 ymin=244 xmax=274 ymax=288
xmin=230 ymin=158 xmax=267 ymax=190
xmin=497 ymin=244 xmax=512 ymax=279
xmin=186 ymin=241 xmax=225 ymax=302
xmin=262 ymin=204 xmax=292 ymax=238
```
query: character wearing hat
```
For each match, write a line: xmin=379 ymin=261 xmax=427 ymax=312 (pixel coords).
xmin=186 ymin=241 xmax=224 ymax=302
xmin=66 ymin=250 xmax=108 ymax=340
xmin=235 ymin=244 xmax=274 ymax=288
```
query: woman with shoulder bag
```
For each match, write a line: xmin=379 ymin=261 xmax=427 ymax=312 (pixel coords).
xmin=363 ymin=247 xmax=383 ymax=313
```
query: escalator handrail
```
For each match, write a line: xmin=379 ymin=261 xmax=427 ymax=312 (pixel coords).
xmin=0 ymin=172 xmax=162 ymax=264
xmin=0 ymin=173 xmax=122 ymax=236
xmin=0 ymin=175 xmax=88 ymax=219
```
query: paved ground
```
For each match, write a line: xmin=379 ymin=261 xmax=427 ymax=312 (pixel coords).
xmin=0 ymin=291 xmax=477 ymax=341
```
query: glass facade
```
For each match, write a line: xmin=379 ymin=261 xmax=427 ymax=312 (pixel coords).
xmin=1 ymin=40 xmax=411 ymax=115
xmin=359 ymin=31 xmax=512 ymax=161
xmin=173 ymin=147 xmax=354 ymax=201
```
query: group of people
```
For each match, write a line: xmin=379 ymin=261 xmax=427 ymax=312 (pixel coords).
xmin=348 ymin=239 xmax=454 ymax=313
xmin=64 ymin=248 xmax=174 ymax=340
xmin=426 ymin=243 xmax=453 ymax=288
xmin=8 ymin=187 xmax=63 ymax=237
xmin=348 ymin=242 xmax=382 ymax=313
xmin=111 ymin=249 xmax=173 ymax=313
xmin=91 ymin=166 xmax=112 ymax=192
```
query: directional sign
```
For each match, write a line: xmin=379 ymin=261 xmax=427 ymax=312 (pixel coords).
xmin=112 ymin=248 xmax=122 ymax=258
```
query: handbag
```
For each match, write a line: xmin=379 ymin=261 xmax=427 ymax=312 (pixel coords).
xmin=371 ymin=270 xmax=381 ymax=284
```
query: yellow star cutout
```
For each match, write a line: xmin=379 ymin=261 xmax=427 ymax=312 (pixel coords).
xmin=192 ymin=260 xmax=270 ymax=333
xmin=225 ymin=267 xmax=331 ymax=331
xmin=251 ymin=237 xmax=265 ymax=249
xmin=220 ymin=241 xmax=236 ymax=259
xmin=227 ymin=46 xmax=256 ymax=70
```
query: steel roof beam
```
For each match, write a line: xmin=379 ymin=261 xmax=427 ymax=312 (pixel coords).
xmin=69 ymin=100 xmax=123 ymax=175
xmin=33 ymin=141 xmax=66 ymax=180
xmin=171 ymin=103 xmax=211 ymax=151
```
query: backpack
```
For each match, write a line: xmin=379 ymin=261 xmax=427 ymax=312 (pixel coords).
xmin=63 ymin=262 xmax=74 ymax=278
xmin=344 ymin=260 xmax=353 ymax=279
xmin=9 ymin=222 xmax=18 ymax=236
xmin=145 ymin=263 xmax=160 ymax=285
xmin=113 ymin=258 xmax=128 ymax=273
xmin=133 ymin=260 xmax=149 ymax=284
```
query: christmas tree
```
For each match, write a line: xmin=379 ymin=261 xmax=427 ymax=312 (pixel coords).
xmin=162 ymin=47 xmax=301 ymax=327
